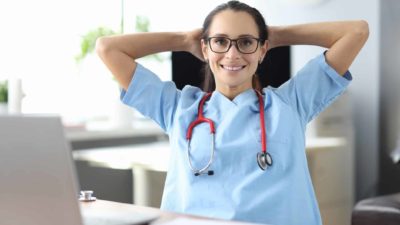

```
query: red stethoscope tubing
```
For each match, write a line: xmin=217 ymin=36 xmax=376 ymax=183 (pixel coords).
xmin=255 ymin=90 xmax=267 ymax=154
xmin=186 ymin=90 xmax=267 ymax=153
xmin=186 ymin=92 xmax=215 ymax=140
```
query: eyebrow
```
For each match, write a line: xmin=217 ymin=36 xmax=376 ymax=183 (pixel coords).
xmin=211 ymin=33 xmax=257 ymax=38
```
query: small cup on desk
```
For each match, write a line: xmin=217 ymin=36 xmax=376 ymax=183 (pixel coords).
xmin=79 ymin=190 xmax=97 ymax=202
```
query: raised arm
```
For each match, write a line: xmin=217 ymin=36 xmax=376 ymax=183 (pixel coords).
xmin=95 ymin=29 xmax=203 ymax=90
xmin=267 ymin=20 xmax=369 ymax=75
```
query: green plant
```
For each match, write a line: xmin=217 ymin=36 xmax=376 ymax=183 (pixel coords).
xmin=75 ymin=15 xmax=163 ymax=63
xmin=135 ymin=15 xmax=150 ymax=32
xmin=75 ymin=27 xmax=119 ymax=63
xmin=0 ymin=81 xmax=8 ymax=103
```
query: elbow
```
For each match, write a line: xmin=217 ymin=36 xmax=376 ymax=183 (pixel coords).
xmin=354 ymin=20 xmax=370 ymax=42
xmin=95 ymin=36 xmax=112 ymax=58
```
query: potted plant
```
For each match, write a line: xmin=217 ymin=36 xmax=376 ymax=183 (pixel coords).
xmin=0 ymin=81 xmax=8 ymax=114
xmin=75 ymin=16 xmax=165 ymax=129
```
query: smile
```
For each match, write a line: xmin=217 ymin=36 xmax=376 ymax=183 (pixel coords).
xmin=221 ymin=65 xmax=246 ymax=71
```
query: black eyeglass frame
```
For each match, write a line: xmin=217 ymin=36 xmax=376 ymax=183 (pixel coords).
xmin=205 ymin=36 xmax=262 ymax=54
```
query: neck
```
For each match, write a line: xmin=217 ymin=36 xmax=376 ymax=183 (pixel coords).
xmin=215 ymin=85 xmax=252 ymax=100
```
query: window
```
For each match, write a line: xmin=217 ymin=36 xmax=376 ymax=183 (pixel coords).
xmin=0 ymin=0 xmax=229 ymax=129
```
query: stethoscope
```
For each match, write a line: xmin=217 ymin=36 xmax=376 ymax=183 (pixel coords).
xmin=186 ymin=89 xmax=272 ymax=176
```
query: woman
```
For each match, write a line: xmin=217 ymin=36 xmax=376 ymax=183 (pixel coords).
xmin=96 ymin=1 xmax=369 ymax=224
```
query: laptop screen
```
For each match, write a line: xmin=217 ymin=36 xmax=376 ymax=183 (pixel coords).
xmin=0 ymin=115 xmax=83 ymax=225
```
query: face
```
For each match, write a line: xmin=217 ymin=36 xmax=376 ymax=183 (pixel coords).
xmin=202 ymin=10 xmax=268 ymax=94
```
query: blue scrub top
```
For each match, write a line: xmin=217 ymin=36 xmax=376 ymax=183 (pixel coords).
xmin=121 ymin=52 xmax=352 ymax=225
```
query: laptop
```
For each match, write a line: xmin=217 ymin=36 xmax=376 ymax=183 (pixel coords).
xmin=0 ymin=115 xmax=159 ymax=225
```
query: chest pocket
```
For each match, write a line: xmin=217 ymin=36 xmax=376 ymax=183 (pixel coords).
xmin=265 ymin=140 xmax=292 ymax=176
xmin=251 ymin=123 xmax=292 ymax=176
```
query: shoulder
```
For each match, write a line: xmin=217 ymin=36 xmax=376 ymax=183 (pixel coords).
xmin=262 ymin=87 xmax=294 ymax=109
xmin=179 ymin=85 xmax=205 ymax=108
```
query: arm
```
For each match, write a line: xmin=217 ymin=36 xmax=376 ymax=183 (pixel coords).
xmin=267 ymin=20 xmax=369 ymax=75
xmin=95 ymin=29 xmax=203 ymax=90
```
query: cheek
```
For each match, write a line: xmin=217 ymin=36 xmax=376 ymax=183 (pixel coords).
xmin=208 ymin=54 xmax=224 ymax=67
xmin=246 ymin=54 xmax=260 ymax=63
xmin=245 ymin=55 xmax=260 ymax=68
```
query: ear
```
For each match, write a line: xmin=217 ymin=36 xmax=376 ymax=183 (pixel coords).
xmin=259 ymin=40 xmax=269 ymax=61
xmin=201 ymin=39 xmax=209 ymax=61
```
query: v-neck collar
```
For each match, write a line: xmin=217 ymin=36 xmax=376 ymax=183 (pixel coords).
xmin=212 ymin=88 xmax=257 ymax=107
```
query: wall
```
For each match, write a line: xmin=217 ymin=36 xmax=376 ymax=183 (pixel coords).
xmin=379 ymin=0 xmax=400 ymax=194
xmin=252 ymin=0 xmax=380 ymax=201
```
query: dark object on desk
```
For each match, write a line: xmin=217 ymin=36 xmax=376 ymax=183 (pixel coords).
xmin=351 ymin=193 xmax=400 ymax=225
xmin=172 ymin=46 xmax=291 ymax=90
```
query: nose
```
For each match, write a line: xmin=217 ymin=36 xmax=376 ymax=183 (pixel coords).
xmin=225 ymin=41 xmax=241 ymax=58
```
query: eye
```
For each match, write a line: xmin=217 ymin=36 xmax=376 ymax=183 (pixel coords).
xmin=239 ymin=38 xmax=255 ymax=46
xmin=212 ymin=37 xmax=229 ymax=46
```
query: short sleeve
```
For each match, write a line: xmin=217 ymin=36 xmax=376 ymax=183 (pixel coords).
xmin=274 ymin=52 xmax=352 ymax=125
xmin=120 ymin=63 xmax=181 ymax=133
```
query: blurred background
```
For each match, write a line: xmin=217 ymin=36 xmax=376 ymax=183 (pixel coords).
xmin=1 ymin=0 xmax=399 ymax=224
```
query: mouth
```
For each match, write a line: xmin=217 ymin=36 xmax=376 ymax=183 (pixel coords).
xmin=221 ymin=65 xmax=246 ymax=71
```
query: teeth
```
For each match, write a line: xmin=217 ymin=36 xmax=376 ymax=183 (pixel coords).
xmin=223 ymin=65 xmax=243 ymax=71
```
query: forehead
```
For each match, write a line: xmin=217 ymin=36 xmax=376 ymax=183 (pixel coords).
xmin=208 ymin=10 xmax=259 ymax=37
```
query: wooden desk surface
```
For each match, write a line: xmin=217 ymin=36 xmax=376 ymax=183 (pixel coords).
xmin=80 ymin=200 xmax=259 ymax=225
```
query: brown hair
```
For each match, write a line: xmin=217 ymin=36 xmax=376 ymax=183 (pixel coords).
xmin=201 ymin=0 xmax=268 ymax=92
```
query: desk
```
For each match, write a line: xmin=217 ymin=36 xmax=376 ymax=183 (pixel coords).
xmin=80 ymin=199 xmax=260 ymax=225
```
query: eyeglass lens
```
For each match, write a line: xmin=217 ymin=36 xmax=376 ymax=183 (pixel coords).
xmin=209 ymin=37 xmax=259 ymax=54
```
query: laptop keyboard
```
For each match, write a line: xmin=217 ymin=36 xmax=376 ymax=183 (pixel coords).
xmin=82 ymin=208 xmax=159 ymax=225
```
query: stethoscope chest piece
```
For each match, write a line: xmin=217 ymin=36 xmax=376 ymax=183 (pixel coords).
xmin=257 ymin=152 xmax=273 ymax=170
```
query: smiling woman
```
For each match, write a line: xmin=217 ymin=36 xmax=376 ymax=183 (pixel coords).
xmin=95 ymin=0 xmax=368 ymax=224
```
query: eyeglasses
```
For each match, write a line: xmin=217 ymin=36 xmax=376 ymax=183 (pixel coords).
xmin=206 ymin=36 xmax=261 ymax=54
